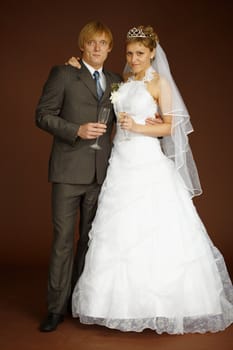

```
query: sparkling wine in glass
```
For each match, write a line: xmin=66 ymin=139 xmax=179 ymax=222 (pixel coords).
xmin=117 ymin=112 xmax=130 ymax=141
xmin=116 ymin=100 xmax=130 ymax=141
xmin=90 ymin=106 xmax=111 ymax=150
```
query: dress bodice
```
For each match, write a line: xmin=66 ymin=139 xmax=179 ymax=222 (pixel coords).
xmin=114 ymin=66 xmax=158 ymax=125
xmin=111 ymin=67 xmax=163 ymax=163
xmin=112 ymin=67 xmax=158 ymax=145
xmin=116 ymin=80 xmax=158 ymax=124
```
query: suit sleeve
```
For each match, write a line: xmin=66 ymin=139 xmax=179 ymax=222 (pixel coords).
xmin=35 ymin=66 xmax=79 ymax=145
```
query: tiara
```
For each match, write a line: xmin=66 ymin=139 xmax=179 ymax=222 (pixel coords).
xmin=127 ymin=27 xmax=151 ymax=38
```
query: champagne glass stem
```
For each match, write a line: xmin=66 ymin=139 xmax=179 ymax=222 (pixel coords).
xmin=91 ymin=136 xmax=101 ymax=150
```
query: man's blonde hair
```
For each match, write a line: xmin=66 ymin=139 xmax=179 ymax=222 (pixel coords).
xmin=78 ymin=20 xmax=113 ymax=50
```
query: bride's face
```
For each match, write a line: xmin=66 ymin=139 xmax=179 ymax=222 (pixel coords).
xmin=126 ymin=42 xmax=154 ymax=78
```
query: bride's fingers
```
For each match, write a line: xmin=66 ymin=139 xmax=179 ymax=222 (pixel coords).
xmin=65 ymin=56 xmax=75 ymax=64
xmin=121 ymin=116 xmax=133 ymax=129
xmin=69 ymin=57 xmax=78 ymax=64
xmin=66 ymin=56 xmax=81 ymax=68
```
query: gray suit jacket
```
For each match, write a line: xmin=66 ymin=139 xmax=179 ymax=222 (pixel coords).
xmin=35 ymin=62 xmax=122 ymax=184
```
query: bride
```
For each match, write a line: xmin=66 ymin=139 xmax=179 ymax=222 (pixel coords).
xmin=71 ymin=25 xmax=233 ymax=334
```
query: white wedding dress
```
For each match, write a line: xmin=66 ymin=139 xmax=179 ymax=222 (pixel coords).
xmin=72 ymin=70 xmax=233 ymax=334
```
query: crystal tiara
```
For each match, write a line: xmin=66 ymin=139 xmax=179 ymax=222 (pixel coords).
xmin=127 ymin=27 xmax=151 ymax=38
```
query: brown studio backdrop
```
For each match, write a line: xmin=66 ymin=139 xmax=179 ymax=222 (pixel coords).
xmin=0 ymin=0 xmax=232 ymax=273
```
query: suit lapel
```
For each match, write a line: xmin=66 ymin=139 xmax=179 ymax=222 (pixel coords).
xmin=78 ymin=63 xmax=98 ymax=99
xmin=76 ymin=63 xmax=113 ymax=103
xmin=101 ymin=72 xmax=111 ymax=103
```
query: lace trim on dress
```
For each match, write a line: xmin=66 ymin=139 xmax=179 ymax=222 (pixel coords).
xmin=73 ymin=246 xmax=233 ymax=334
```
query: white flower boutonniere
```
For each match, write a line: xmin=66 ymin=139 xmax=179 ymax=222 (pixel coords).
xmin=110 ymin=82 xmax=122 ymax=104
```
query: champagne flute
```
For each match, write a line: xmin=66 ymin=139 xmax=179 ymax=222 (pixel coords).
xmin=117 ymin=112 xmax=131 ymax=141
xmin=90 ymin=106 xmax=111 ymax=150
xmin=116 ymin=101 xmax=130 ymax=141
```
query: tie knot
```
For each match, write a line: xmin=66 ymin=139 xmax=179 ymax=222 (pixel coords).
xmin=93 ymin=71 xmax=100 ymax=79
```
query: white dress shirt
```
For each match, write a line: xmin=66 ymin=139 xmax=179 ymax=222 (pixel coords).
xmin=82 ymin=60 xmax=106 ymax=91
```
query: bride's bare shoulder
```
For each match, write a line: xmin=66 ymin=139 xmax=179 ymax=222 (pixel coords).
xmin=151 ymin=72 xmax=170 ymax=89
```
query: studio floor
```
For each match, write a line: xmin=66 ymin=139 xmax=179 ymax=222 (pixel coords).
xmin=0 ymin=267 xmax=232 ymax=350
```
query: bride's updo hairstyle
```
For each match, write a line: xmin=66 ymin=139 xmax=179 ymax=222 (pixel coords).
xmin=126 ymin=25 xmax=159 ymax=52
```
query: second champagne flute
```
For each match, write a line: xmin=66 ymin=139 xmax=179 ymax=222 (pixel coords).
xmin=117 ymin=112 xmax=131 ymax=141
xmin=116 ymin=100 xmax=130 ymax=141
xmin=90 ymin=106 xmax=111 ymax=150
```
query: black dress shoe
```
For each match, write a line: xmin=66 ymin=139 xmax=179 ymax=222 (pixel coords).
xmin=39 ymin=313 xmax=64 ymax=332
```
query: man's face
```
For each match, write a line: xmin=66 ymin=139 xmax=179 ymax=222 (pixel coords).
xmin=81 ymin=33 xmax=111 ymax=69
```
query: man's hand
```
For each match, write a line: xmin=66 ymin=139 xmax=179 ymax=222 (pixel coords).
xmin=77 ymin=123 xmax=107 ymax=139
xmin=65 ymin=56 xmax=81 ymax=69
xmin=145 ymin=113 xmax=163 ymax=125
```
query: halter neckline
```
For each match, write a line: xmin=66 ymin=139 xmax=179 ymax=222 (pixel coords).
xmin=127 ymin=66 xmax=155 ymax=83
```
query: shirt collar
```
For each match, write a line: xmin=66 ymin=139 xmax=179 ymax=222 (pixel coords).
xmin=82 ymin=60 xmax=103 ymax=77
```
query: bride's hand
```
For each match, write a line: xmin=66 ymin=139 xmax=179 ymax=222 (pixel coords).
xmin=119 ymin=114 xmax=136 ymax=131
xmin=65 ymin=56 xmax=81 ymax=69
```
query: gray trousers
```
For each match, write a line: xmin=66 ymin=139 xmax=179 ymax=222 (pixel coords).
xmin=47 ymin=182 xmax=101 ymax=314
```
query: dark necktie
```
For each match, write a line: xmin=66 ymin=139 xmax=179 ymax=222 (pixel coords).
xmin=93 ymin=70 xmax=104 ymax=100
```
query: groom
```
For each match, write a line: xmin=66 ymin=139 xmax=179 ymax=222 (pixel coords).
xmin=35 ymin=20 xmax=122 ymax=332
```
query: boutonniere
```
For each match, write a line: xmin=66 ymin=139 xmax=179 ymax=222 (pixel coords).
xmin=110 ymin=82 xmax=122 ymax=103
